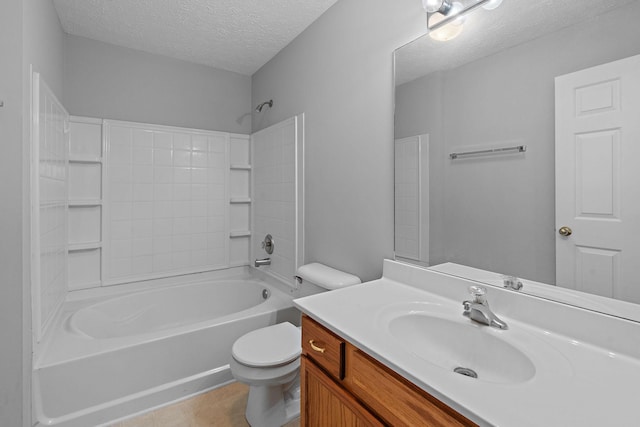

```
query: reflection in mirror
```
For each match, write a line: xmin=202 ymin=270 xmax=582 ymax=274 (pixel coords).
xmin=394 ymin=0 xmax=640 ymax=320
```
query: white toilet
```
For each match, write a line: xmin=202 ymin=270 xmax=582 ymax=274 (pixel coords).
xmin=230 ymin=263 xmax=361 ymax=427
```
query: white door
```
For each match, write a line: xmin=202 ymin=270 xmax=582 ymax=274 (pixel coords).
xmin=394 ymin=134 xmax=429 ymax=264
xmin=555 ymin=54 xmax=640 ymax=303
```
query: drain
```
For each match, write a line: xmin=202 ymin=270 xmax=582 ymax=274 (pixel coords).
xmin=454 ymin=367 xmax=478 ymax=379
xmin=262 ymin=289 xmax=270 ymax=299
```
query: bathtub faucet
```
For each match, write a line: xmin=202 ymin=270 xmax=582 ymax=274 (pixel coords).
xmin=254 ymin=258 xmax=271 ymax=267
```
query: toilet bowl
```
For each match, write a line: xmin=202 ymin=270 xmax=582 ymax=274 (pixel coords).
xmin=230 ymin=263 xmax=361 ymax=427
xmin=230 ymin=322 xmax=301 ymax=427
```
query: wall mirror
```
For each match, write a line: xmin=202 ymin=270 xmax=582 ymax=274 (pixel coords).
xmin=394 ymin=0 xmax=640 ymax=321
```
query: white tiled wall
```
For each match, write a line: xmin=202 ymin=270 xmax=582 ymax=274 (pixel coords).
xmin=251 ymin=115 xmax=304 ymax=284
xmin=103 ymin=121 xmax=230 ymax=284
xmin=394 ymin=134 xmax=428 ymax=263
xmin=32 ymin=73 xmax=69 ymax=340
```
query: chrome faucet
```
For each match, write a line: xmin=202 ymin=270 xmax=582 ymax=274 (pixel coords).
xmin=254 ymin=258 xmax=271 ymax=267
xmin=462 ymin=285 xmax=508 ymax=330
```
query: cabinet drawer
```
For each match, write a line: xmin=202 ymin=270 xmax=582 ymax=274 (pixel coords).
xmin=344 ymin=344 xmax=477 ymax=427
xmin=302 ymin=315 xmax=345 ymax=380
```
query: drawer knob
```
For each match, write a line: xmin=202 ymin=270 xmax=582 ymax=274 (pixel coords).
xmin=309 ymin=339 xmax=326 ymax=353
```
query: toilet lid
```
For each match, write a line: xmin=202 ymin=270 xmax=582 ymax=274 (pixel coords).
xmin=232 ymin=322 xmax=301 ymax=367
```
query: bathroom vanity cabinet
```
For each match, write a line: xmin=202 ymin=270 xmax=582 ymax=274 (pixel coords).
xmin=300 ymin=315 xmax=476 ymax=427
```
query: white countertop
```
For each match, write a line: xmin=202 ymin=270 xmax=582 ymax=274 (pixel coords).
xmin=294 ymin=260 xmax=640 ymax=427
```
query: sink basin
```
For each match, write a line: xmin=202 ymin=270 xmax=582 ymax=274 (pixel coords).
xmin=388 ymin=313 xmax=536 ymax=384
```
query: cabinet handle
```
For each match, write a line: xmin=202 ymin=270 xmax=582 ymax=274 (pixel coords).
xmin=309 ymin=339 xmax=326 ymax=353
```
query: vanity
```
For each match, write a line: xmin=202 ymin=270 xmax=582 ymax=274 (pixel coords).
xmin=300 ymin=315 xmax=474 ymax=426
xmin=294 ymin=260 xmax=640 ymax=426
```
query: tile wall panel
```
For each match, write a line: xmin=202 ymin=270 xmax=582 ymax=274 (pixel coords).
xmin=34 ymin=75 xmax=69 ymax=340
xmin=252 ymin=117 xmax=300 ymax=283
xmin=103 ymin=121 xmax=229 ymax=284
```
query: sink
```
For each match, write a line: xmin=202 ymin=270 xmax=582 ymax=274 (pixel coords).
xmin=388 ymin=313 xmax=536 ymax=384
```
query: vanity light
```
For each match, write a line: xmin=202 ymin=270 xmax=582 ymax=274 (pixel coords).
xmin=422 ymin=0 xmax=453 ymax=14
xmin=424 ymin=0 xmax=504 ymax=42
xmin=428 ymin=1 xmax=465 ymax=41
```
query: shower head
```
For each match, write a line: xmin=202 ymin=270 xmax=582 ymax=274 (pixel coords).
xmin=255 ymin=100 xmax=273 ymax=112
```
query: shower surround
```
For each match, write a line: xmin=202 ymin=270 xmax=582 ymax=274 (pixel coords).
xmin=31 ymin=72 xmax=305 ymax=426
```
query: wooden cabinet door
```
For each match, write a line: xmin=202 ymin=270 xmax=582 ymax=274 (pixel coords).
xmin=300 ymin=356 xmax=383 ymax=427
xmin=344 ymin=344 xmax=476 ymax=427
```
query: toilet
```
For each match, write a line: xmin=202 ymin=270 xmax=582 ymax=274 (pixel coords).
xmin=230 ymin=263 xmax=361 ymax=427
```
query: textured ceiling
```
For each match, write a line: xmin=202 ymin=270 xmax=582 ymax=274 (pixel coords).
xmin=396 ymin=0 xmax=638 ymax=85
xmin=53 ymin=0 xmax=339 ymax=76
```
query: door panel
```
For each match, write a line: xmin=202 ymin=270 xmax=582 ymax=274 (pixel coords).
xmin=555 ymin=54 xmax=640 ymax=303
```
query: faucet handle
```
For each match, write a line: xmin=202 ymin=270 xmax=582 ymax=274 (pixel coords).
xmin=468 ymin=285 xmax=487 ymax=304
xmin=502 ymin=275 xmax=523 ymax=291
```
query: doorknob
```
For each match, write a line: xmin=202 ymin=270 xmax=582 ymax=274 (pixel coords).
xmin=558 ymin=226 xmax=573 ymax=237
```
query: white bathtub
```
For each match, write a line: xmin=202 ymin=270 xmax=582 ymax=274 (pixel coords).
xmin=33 ymin=269 xmax=298 ymax=427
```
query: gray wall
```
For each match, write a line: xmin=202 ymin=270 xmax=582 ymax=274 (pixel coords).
xmin=23 ymin=4 xmax=65 ymax=424
xmin=395 ymin=2 xmax=640 ymax=284
xmin=252 ymin=0 xmax=425 ymax=281
xmin=24 ymin=0 xmax=65 ymax=97
xmin=395 ymin=71 xmax=447 ymax=267
xmin=1 ymin=2 xmax=26 ymax=425
xmin=63 ymin=35 xmax=252 ymax=133
xmin=0 ymin=0 xmax=65 ymax=424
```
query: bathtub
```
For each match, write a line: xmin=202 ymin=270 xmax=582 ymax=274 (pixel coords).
xmin=33 ymin=268 xmax=299 ymax=427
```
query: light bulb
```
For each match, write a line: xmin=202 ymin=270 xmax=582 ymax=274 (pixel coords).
xmin=422 ymin=0 xmax=452 ymax=14
xmin=428 ymin=11 xmax=464 ymax=40
xmin=482 ymin=0 xmax=503 ymax=10
xmin=422 ymin=0 xmax=443 ymax=13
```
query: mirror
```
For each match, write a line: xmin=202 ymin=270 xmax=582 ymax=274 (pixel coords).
xmin=394 ymin=0 xmax=640 ymax=320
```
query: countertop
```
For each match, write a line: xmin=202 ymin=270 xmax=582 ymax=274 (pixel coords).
xmin=293 ymin=261 xmax=640 ymax=427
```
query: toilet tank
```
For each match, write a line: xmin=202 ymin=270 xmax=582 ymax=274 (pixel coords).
xmin=295 ymin=263 xmax=361 ymax=290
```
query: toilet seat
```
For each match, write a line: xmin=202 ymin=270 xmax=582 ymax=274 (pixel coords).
xmin=230 ymin=356 xmax=300 ymax=386
xmin=232 ymin=322 xmax=301 ymax=368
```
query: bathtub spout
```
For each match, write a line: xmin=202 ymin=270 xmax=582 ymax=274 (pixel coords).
xmin=254 ymin=258 xmax=271 ymax=267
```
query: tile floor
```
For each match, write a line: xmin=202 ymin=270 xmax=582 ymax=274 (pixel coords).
xmin=109 ymin=382 xmax=300 ymax=427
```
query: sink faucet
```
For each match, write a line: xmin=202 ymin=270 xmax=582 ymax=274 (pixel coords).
xmin=254 ymin=258 xmax=271 ymax=267
xmin=462 ymin=285 xmax=508 ymax=330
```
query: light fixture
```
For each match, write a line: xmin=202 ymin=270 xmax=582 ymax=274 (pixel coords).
xmin=424 ymin=0 xmax=504 ymax=41
xmin=422 ymin=0 xmax=452 ymax=14
xmin=428 ymin=2 xmax=465 ymax=41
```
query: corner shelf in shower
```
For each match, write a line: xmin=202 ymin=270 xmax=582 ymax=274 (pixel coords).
xmin=229 ymin=134 xmax=252 ymax=267
xmin=67 ymin=116 xmax=104 ymax=290
xmin=230 ymin=197 xmax=251 ymax=204
xmin=69 ymin=200 xmax=102 ymax=207
xmin=230 ymin=164 xmax=252 ymax=170
xmin=69 ymin=154 xmax=103 ymax=163
xmin=68 ymin=242 xmax=102 ymax=251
